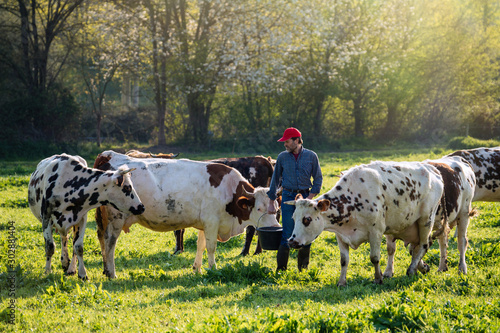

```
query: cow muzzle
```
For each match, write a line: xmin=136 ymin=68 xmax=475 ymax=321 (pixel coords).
xmin=130 ymin=204 xmax=145 ymax=215
xmin=288 ymin=239 xmax=303 ymax=249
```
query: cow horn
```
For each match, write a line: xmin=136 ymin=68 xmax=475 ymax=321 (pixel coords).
xmin=242 ymin=187 xmax=254 ymax=197
xmin=119 ymin=168 xmax=136 ymax=175
xmin=149 ymin=152 xmax=156 ymax=158
xmin=283 ymin=200 xmax=296 ymax=206
xmin=172 ymin=153 xmax=180 ymax=158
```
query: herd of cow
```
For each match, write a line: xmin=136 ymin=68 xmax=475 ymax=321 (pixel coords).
xmin=27 ymin=147 xmax=500 ymax=286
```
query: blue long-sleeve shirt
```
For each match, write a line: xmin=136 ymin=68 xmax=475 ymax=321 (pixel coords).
xmin=267 ymin=147 xmax=323 ymax=201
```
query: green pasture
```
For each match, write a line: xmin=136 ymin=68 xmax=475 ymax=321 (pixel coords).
xmin=1 ymin=147 xmax=500 ymax=332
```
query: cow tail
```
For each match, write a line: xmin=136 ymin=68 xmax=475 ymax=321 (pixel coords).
xmin=95 ymin=206 xmax=109 ymax=240
xmin=469 ymin=207 xmax=479 ymax=218
xmin=432 ymin=194 xmax=448 ymax=241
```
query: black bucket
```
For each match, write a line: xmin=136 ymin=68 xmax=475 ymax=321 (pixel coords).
xmin=257 ymin=226 xmax=283 ymax=251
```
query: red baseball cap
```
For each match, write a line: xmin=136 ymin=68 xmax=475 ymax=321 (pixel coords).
xmin=277 ymin=127 xmax=302 ymax=142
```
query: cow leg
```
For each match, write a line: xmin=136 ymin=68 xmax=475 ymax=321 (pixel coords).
xmin=240 ymin=226 xmax=255 ymax=256
xmin=383 ymin=235 xmax=396 ymax=278
xmin=96 ymin=207 xmax=108 ymax=273
xmin=60 ymin=229 xmax=70 ymax=273
xmin=204 ymin=228 xmax=219 ymax=270
xmin=42 ymin=218 xmax=55 ymax=274
xmin=369 ymin=234 xmax=383 ymax=284
xmin=407 ymin=217 xmax=433 ymax=276
xmin=72 ymin=215 xmax=88 ymax=280
xmin=456 ymin=215 xmax=470 ymax=274
xmin=174 ymin=229 xmax=185 ymax=254
xmin=417 ymin=258 xmax=430 ymax=274
xmin=407 ymin=240 xmax=432 ymax=276
xmin=103 ymin=219 xmax=124 ymax=279
xmin=337 ymin=239 xmax=350 ymax=287
xmin=193 ymin=230 xmax=206 ymax=273
xmin=253 ymin=236 xmax=263 ymax=255
xmin=437 ymin=227 xmax=449 ymax=272
xmin=66 ymin=225 xmax=78 ymax=275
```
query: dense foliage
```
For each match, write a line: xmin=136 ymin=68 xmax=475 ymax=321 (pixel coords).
xmin=1 ymin=147 xmax=500 ymax=331
xmin=0 ymin=0 xmax=499 ymax=149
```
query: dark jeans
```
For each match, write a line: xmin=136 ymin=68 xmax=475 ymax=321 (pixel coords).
xmin=280 ymin=189 xmax=309 ymax=246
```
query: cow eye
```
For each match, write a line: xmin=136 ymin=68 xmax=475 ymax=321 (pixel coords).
xmin=302 ymin=217 xmax=312 ymax=226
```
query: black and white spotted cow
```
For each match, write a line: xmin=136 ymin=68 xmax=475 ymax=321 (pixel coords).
xmin=384 ymin=156 xmax=476 ymax=277
xmin=28 ymin=154 xmax=145 ymax=280
xmin=447 ymin=147 xmax=500 ymax=202
xmin=286 ymin=161 xmax=444 ymax=286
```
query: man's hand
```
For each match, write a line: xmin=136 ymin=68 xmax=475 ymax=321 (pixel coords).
xmin=267 ymin=200 xmax=277 ymax=214
xmin=307 ymin=193 xmax=318 ymax=200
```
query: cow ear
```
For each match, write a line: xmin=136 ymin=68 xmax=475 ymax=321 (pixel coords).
xmin=115 ymin=175 xmax=124 ymax=186
xmin=317 ymin=199 xmax=330 ymax=212
xmin=295 ymin=193 xmax=303 ymax=200
xmin=237 ymin=197 xmax=254 ymax=211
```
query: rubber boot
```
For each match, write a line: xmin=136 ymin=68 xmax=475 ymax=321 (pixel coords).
xmin=297 ymin=245 xmax=310 ymax=272
xmin=276 ymin=244 xmax=290 ymax=272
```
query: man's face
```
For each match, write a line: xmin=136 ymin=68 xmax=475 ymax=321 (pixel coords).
xmin=284 ymin=138 xmax=299 ymax=153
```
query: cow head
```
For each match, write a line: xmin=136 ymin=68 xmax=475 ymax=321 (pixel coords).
xmin=285 ymin=197 xmax=330 ymax=248
xmin=107 ymin=167 xmax=145 ymax=215
xmin=236 ymin=187 xmax=280 ymax=229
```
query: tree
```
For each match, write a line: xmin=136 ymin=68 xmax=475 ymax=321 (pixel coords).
xmin=0 ymin=0 xmax=85 ymax=141
xmin=142 ymin=0 xmax=173 ymax=146
xmin=71 ymin=0 xmax=145 ymax=146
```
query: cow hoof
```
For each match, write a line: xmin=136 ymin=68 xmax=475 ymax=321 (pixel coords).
xmin=65 ymin=270 xmax=76 ymax=276
xmin=239 ymin=250 xmax=249 ymax=257
xmin=382 ymin=272 xmax=393 ymax=279
xmin=103 ymin=270 xmax=116 ymax=279
xmin=173 ymin=249 xmax=184 ymax=255
xmin=79 ymin=275 xmax=88 ymax=281
xmin=253 ymin=250 xmax=262 ymax=255
xmin=437 ymin=266 xmax=448 ymax=273
xmin=419 ymin=263 xmax=430 ymax=274
xmin=406 ymin=268 xmax=417 ymax=276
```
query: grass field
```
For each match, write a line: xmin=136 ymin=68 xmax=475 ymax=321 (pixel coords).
xmin=1 ymin=147 xmax=500 ymax=332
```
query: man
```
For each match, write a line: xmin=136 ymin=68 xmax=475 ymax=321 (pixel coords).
xmin=267 ymin=127 xmax=323 ymax=271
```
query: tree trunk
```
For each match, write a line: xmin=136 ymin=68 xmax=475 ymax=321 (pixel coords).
xmin=96 ymin=113 xmax=102 ymax=147
xmin=353 ymin=98 xmax=364 ymax=138
xmin=383 ymin=102 xmax=399 ymax=140
xmin=187 ymin=89 xmax=214 ymax=143
xmin=313 ymin=92 xmax=326 ymax=139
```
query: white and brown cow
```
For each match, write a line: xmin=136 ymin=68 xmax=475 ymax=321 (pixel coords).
xmin=447 ymin=147 xmax=500 ymax=202
xmin=28 ymin=154 xmax=145 ymax=280
xmin=286 ymin=161 xmax=444 ymax=286
xmin=93 ymin=151 xmax=280 ymax=278
xmin=173 ymin=155 xmax=276 ymax=256
xmin=384 ymin=156 xmax=476 ymax=277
